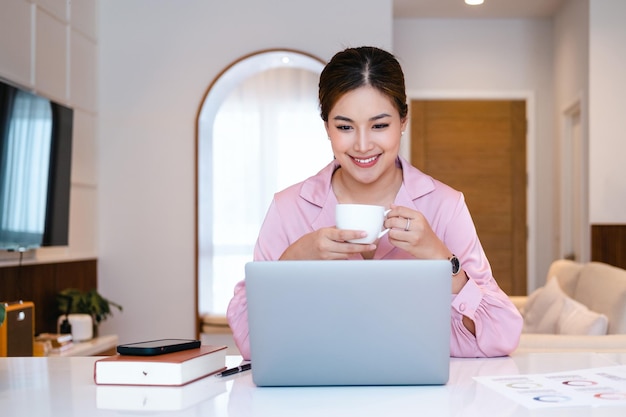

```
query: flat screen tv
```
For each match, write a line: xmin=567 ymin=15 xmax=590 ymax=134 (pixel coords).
xmin=0 ymin=78 xmax=73 ymax=251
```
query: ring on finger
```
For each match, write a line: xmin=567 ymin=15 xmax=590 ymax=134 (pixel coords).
xmin=404 ymin=217 xmax=411 ymax=232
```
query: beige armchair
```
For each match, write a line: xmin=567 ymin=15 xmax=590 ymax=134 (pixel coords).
xmin=512 ymin=259 xmax=626 ymax=353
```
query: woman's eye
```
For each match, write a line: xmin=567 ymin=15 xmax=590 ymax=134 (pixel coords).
xmin=336 ymin=125 xmax=352 ymax=131
xmin=373 ymin=123 xmax=389 ymax=130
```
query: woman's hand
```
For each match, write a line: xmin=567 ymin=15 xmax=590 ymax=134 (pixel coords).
xmin=279 ymin=227 xmax=376 ymax=260
xmin=386 ymin=204 xmax=470 ymax=297
xmin=384 ymin=204 xmax=450 ymax=259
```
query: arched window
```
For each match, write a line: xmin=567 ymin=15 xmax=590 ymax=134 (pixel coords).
xmin=197 ymin=50 xmax=329 ymax=316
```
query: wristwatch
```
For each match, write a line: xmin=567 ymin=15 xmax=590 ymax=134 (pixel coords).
xmin=449 ymin=254 xmax=461 ymax=276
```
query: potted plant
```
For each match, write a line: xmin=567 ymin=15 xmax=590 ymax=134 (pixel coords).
xmin=56 ymin=288 xmax=122 ymax=337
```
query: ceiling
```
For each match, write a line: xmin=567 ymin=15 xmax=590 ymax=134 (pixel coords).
xmin=393 ymin=0 xmax=568 ymax=19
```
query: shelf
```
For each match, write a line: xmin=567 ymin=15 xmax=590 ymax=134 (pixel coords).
xmin=48 ymin=334 xmax=118 ymax=357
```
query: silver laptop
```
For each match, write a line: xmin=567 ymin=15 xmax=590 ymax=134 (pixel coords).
xmin=245 ymin=259 xmax=451 ymax=386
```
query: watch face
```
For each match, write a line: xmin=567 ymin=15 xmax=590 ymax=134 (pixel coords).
xmin=450 ymin=255 xmax=460 ymax=275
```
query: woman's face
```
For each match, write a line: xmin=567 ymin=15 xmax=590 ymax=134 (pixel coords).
xmin=325 ymin=85 xmax=407 ymax=186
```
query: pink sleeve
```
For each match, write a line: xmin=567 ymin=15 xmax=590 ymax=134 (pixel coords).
xmin=226 ymin=280 xmax=251 ymax=360
xmin=227 ymin=199 xmax=288 ymax=360
xmin=440 ymin=193 xmax=523 ymax=357
xmin=450 ymin=279 xmax=523 ymax=357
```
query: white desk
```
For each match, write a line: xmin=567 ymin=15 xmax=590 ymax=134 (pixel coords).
xmin=1 ymin=352 xmax=626 ymax=416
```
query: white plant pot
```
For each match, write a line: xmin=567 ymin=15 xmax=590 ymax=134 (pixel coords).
xmin=57 ymin=314 xmax=93 ymax=342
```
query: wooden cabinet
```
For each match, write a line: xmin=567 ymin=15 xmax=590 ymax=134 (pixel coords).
xmin=0 ymin=259 xmax=97 ymax=335
xmin=591 ymin=225 xmax=626 ymax=269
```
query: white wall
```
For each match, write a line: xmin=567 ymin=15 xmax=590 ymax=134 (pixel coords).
xmin=554 ymin=1 xmax=589 ymax=118
xmin=553 ymin=0 xmax=590 ymax=260
xmin=97 ymin=0 xmax=393 ymax=343
xmin=394 ymin=18 xmax=555 ymax=290
xmin=589 ymin=0 xmax=626 ymax=223
xmin=0 ymin=0 xmax=98 ymax=263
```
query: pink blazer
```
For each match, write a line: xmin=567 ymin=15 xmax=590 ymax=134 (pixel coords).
xmin=227 ymin=157 xmax=523 ymax=360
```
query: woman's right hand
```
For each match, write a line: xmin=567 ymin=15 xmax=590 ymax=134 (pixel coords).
xmin=279 ymin=227 xmax=376 ymax=260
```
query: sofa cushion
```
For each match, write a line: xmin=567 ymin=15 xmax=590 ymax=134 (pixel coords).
xmin=574 ymin=262 xmax=626 ymax=334
xmin=557 ymin=295 xmax=608 ymax=335
xmin=546 ymin=259 xmax=584 ymax=298
xmin=523 ymin=278 xmax=608 ymax=335
xmin=522 ymin=278 xmax=566 ymax=333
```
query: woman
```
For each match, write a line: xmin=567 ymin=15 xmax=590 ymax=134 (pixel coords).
xmin=227 ymin=46 xmax=522 ymax=360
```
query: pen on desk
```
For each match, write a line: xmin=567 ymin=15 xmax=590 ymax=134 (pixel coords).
xmin=217 ymin=363 xmax=251 ymax=377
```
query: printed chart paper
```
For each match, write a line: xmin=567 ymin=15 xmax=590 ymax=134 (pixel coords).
xmin=474 ymin=365 xmax=626 ymax=409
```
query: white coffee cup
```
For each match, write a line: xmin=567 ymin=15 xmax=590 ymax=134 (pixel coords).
xmin=335 ymin=204 xmax=391 ymax=244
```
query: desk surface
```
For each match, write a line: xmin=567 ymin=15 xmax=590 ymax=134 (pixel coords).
xmin=1 ymin=352 xmax=626 ymax=416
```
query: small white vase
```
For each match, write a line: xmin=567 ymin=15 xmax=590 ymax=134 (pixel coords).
xmin=57 ymin=314 xmax=93 ymax=341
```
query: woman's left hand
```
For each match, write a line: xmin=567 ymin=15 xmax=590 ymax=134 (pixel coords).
xmin=384 ymin=204 xmax=450 ymax=260
xmin=386 ymin=204 xmax=469 ymax=296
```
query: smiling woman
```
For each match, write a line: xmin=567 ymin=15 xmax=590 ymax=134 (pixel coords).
xmin=224 ymin=46 xmax=523 ymax=360
xmin=196 ymin=50 xmax=329 ymax=319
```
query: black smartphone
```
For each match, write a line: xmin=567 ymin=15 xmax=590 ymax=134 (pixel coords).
xmin=116 ymin=339 xmax=201 ymax=356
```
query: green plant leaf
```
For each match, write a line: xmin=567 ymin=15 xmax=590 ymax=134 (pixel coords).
xmin=0 ymin=303 xmax=5 ymax=326
xmin=56 ymin=288 xmax=122 ymax=324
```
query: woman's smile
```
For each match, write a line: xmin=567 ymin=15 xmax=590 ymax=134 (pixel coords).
xmin=351 ymin=153 xmax=381 ymax=167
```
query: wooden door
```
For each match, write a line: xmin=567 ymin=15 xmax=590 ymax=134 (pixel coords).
xmin=410 ymin=100 xmax=527 ymax=295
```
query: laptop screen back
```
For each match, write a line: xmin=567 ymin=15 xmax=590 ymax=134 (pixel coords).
xmin=245 ymin=259 xmax=451 ymax=386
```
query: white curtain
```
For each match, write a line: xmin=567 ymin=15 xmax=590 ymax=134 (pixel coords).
xmin=0 ymin=91 xmax=51 ymax=241
xmin=201 ymin=67 xmax=331 ymax=315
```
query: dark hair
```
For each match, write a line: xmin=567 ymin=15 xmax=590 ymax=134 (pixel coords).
xmin=318 ymin=46 xmax=408 ymax=122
